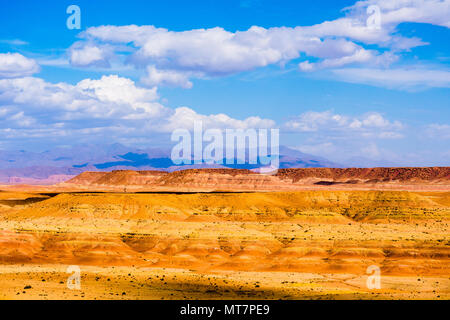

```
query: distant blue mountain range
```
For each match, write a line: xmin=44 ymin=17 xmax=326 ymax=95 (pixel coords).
xmin=0 ymin=143 xmax=342 ymax=182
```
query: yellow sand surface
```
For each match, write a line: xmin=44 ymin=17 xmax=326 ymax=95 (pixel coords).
xmin=0 ymin=190 xmax=448 ymax=300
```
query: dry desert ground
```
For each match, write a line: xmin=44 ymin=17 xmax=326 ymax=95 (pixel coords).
xmin=0 ymin=185 xmax=449 ymax=300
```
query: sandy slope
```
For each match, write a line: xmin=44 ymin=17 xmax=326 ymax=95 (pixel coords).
xmin=0 ymin=189 xmax=448 ymax=300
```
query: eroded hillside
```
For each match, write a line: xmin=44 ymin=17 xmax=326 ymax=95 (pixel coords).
xmin=0 ymin=190 xmax=448 ymax=299
xmin=60 ymin=167 xmax=450 ymax=192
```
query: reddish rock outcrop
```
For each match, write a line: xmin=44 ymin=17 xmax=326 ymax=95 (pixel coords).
xmin=61 ymin=167 xmax=450 ymax=192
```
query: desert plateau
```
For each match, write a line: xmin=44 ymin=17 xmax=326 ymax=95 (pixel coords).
xmin=0 ymin=167 xmax=448 ymax=300
xmin=2 ymin=0 xmax=450 ymax=307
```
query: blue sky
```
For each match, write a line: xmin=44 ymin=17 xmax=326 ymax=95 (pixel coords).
xmin=0 ymin=0 xmax=449 ymax=166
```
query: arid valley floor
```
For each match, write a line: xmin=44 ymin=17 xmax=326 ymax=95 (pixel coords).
xmin=0 ymin=168 xmax=449 ymax=300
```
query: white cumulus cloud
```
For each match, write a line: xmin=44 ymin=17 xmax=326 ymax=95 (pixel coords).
xmin=0 ymin=74 xmax=276 ymax=144
xmin=59 ymin=0 xmax=450 ymax=89
xmin=0 ymin=53 xmax=40 ymax=78
xmin=69 ymin=43 xmax=111 ymax=67
xmin=163 ymin=106 xmax=275 ymax=132
xmin=284 ymin=110 xmax=403 ymax=138
xmin=141 ymin=66 xmax=193 ymax=88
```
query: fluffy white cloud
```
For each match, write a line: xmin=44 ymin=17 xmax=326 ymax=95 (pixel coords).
xmin=0 ymin=75 xmax=165 ymax=120
xmin=348 ymin=0 xmax=450 ymax=28
xmin=141 ymin=66 xmax=193 ymax=88
xmin=309 ymin=0 xmax=450 ymax=44
xmin=163 ymin=106 xmax=275 ymax=132
xmin=331 ymin=67 xmax=450 ymax=89
xmin=0 ymin=74 xmax=276 ymax=144
xmin=81 ymin=25 xmax=394 ymax=76
xmin=284 ymin=110 xmax=403 ymax=138
xmin=61 ymin=0 xmax=449 ymax=89
xmin=76 ymin=76 xmax=157 ymax=105
xmin=350 ymin=113 xmax=403 ymax=129
xmin=76 ymin=25 xmax=401 ymax=82
xmin=69 ymin=43 xmax=111 ymax=67
xmin=0 ymin=53 xmax=40 ymax=78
